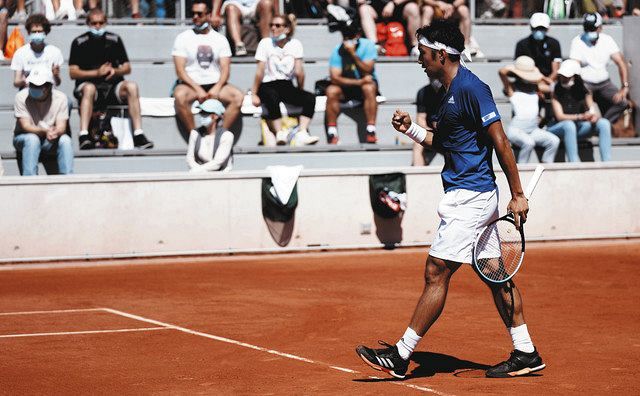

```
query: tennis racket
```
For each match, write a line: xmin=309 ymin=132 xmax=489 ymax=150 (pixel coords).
xmin=472 ymin=165 xmax=545 ymax=283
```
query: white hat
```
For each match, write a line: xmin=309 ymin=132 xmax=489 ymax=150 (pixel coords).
xmin=198 ymin=99 xmax=225 ymax=115
xmin=26 ymin=65 xmax=54 ymax=86
xmin=530 ymin=13 xmax=550 ymax=29
xmin=557 ymin=59 xmax=581 ymax=78
xmin=504 ymin=56 xmax=544 ymax=83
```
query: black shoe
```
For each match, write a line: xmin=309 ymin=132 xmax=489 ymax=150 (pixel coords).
xmin=79 ymin=134 xmax=93 ymax=150
xmin=134 ymin=133 xmax=154 ymax=149
xmin=355 ymin=341 xmax=409 ymax=379
xmin=486 ymin=348 xmax=546 ymax=378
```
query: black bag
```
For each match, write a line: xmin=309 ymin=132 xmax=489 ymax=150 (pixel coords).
xmin=314 ymin=78 xmax=331 ymax=96
xmin=369 ymin=173 xmax=407 ymax=218
xmin=284 ymin=0 xmax=326 ymax=18
xmin=262 ymin=178 xmax=298 ymax=222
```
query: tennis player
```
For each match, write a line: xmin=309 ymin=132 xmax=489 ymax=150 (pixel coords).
xmin=356 ymin=20 xmax=545 ymax=379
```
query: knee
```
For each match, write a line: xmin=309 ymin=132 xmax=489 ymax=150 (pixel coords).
xmin=550 ymin=134 xmax=561 ymax=148
xmin=359 ymin=4 xmax=375 ymax=19
xmin=422 ymin=5 xmax=434 ymax=18
xmin=457 ymin=5 xmax=470 ymax=18
xmin=123 ymin=81 xmax=139 ymax=97
xmin=361 ymin=82 xmax=377 ymax=97
xmin=226 ymin=4 xmax=240 ymax=18
xmin=81 ymin=83 xmax=96 ymax=97
xmin=558 ymin=120 xmax=576 ymax=134
xmin=58 ymin=134 xmax=72 ymax=147
xmin=228 ymin=88 xmax=244 ymax=108
xmin=596 ymin=118 xmax=611 ymax=134
xmin=22 ymin=133 xmax=41 ymax=148
xmin=404 ymin=2 xmax=419 ymax=17
xmin=424 ymin=256 xmax=451 ymax=285
xmin=174 ymin=90 xmax=192 ymax=107
xmin=520 ymin=137 xmax=535 ymax=151
xmin=258 ymin=0 xmax=272 ymax=12
xmin=325 ymin=85 xmax=342 ymax=100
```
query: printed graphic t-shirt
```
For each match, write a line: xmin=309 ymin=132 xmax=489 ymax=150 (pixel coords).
xmin=172 ymin=29 xmax=232 ymax=85
xmin=431 ymin=66 xmax=501 ymax=193
xmin=255 ymin=37 xmax=303 ymax=83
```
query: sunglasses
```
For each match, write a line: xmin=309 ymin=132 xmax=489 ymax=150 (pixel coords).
xmin=89 ymin=20 xmax=106 ymax=26
xmin=270 ymin=23 xmax=285 ymax=28
xmin=192 ymin=11 xmax=207 ymax=16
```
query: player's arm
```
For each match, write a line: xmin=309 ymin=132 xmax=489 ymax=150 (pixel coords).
xmin=486 ymin=121 xmax=529 ymax=227
xmin=391 ymin=109 xmax=436 ymax=149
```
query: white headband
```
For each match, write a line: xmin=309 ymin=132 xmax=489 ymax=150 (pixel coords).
xmin=418 ymin=35 xmax=470 ymax=66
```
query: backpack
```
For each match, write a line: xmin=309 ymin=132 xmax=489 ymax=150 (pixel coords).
xmin=4 ymin=27 xmax=25 ymax=59
xmin=376 ymin=22 xmax=408 ymax=57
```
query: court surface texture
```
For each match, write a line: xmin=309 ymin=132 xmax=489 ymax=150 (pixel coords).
xmin=0 ymin=240 xmax=638 ymax=394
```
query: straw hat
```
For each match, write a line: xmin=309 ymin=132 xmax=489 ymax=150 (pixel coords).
xmin=504 ymin=56 xmax=544 ymax=83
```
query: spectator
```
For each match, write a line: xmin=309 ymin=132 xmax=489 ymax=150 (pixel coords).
xmin=547 ymin=59 xmax=611 ymax=162
xmin=13 ymin=66 xmax=73 ymax=175
xmin=514 ymin=13 xmax=561 ymax=93
xmin=326 ymin=21 xmax=379 ymax=144
xmin=187 ymin=99 xmax=234 ymax=172
xmin=628 ymin=0 xmax=640 ymax=15
xmin=569 ymin=12 xmax=630 ymax=123
xmin=412 ymin=80 xmax=441 ymax=165
xmin=69 ymin=8 xmax=154 ymax=150
xmin=212 ymin=0 xmax=277 ymax=56
xmin=418 ymin=0 xmax=481 ymax=56
xmin=499 ymin=56 xmax=560 ymax=163
xmin=251 ymin=13 xmax=319 ymax=146
xmin=356 ymin=0 xmax=421 ymax=56
xmin=172 ymin=0 xmax=243 ymax=141
xmin=11 ymin=14 xmax=64 ymax=89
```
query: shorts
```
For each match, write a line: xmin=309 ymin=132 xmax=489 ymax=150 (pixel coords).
xmin=429 ymin=188 xmax=499 ymax=264
xmin=341 ymin=82 xmax=379 ymax=102
xmin=74 ymin=81 xmax=125 ymax=109
xmin=221 ymin=0 xmax=259 ymax=18
xmin=171 ymin=80 xmax=216 ymax=97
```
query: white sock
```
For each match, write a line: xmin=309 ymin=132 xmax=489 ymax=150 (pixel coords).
xmin=366 ymin=124 xmax=376 ymax=133
xmin=396 ymin=327 xmax=421 ymax=360
xmin=79 ymin=130 xmax=89 ymax=136
xmin=327 ymin=126 xmax=338 ymax=136
xmin=509 ymin=324 xmax=535 ymax=353
xmin=133 ymin=129 xmax=144 ymax=136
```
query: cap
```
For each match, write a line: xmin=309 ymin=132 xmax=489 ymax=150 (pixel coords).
xmin=505 ymin=56 xmax=543 ymax=83
xmin=198 ymin=99 xmax=225 ymax=116
xmin=26 ymin=65 xmax=54 ymax=86
xmin=557 ymin=59 xmax=581 ymax=78
xmin=530 ymin=13 xmax=550 ymax=29
xmin=583 ymin=13 xmax=603 ymax=32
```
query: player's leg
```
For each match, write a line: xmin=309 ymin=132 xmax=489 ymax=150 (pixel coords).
xmin=484 ymin=280 xmax=546 ymax=377
xmin=356 ymin=256 xmax=461 ymax=379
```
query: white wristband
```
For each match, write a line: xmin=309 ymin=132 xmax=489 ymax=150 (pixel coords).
xmin=405 ymin=122 xmax=427 ymax=144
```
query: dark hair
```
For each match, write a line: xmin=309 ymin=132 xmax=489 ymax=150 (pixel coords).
xmin=192 ymin=0 xmax=211 ymax=11
xmin=86 ymin=8 xmax=106 ymax=24
xmin=25 ymin=14 xmax=51 ymax=34
xmin=416 ymin=19 xmax=465 ymax=62
xmin=554 ymin=74 xmax=588 ymax=96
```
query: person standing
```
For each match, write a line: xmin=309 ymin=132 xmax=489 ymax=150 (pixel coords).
xmin=251 ymin=13 xmax=319 ymax=146
xmin=356 ymin=19 xmax=545 ymax=379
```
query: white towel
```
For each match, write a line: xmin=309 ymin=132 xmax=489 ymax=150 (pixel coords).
xmin=267 ymin=165 xmax=303 ymax=205
xmin=139 ymin=98 xmax=209 ymax=117
xmin=241 ymin=93 xmax=387 ymax=116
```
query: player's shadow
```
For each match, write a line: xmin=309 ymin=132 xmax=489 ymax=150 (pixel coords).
xmin=353 ymin=352 xmax=490 ymax=383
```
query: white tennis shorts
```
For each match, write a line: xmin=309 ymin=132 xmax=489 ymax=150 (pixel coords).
xmin=429 ymin=188 xmax=499 ymax=264
xmin=221 ymin=0 xmax=260 ymax=18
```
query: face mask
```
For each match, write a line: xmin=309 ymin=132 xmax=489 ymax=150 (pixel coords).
xmin=271 ymin=33 xmax=287 ymax=43
xmin=29 ymin=86 xmax=45 ymax=99
xmin=89 ymin=28 xmax=106 ymax=37
xmin=532 ymin=30 xmax=546 ymax=41
xmin=29 ymin=32 xmax=46 ymax=44
xmin=194 ymin=22 xmax=209 ymax=32
xmin=586 ymin=32 xmax=599 ymax=42
xmin=199 ymin=114 xmax=213 ymax=128
xmin=561 ymin=79 xmax=575 ymax=89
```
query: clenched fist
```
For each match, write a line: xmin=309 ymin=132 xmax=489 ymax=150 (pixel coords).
xmin=391 ymin=109 xmax=412 ymax=133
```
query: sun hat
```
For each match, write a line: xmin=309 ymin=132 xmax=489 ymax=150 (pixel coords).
xmin=504 ymin=56 xmax=544 ymax=83
xmin=557 ymin=59 xmax=581 ymax=78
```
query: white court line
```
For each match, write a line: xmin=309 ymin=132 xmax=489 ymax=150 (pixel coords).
xmin=0 ymin=308 xmax=104 ymax=316
xmin=101 ymin=307 xmax=452 ymax=396
xmin=0 ymin=327 xmax=168 ymax=338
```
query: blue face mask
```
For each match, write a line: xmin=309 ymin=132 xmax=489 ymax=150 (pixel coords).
xmin=199 ymin=114 xmax=213 ymax=128
xmin=89 ymin=28 xmax=106 ymax=37
xmin=29 ymin=32 xmax=46 ymax=44
xmin=194 ymin=22 xmax=209 ymax=32
xmin=29 ymin=86 xmax=45 ymax=100
xmin=271 ymin=33 xmax=287 ymax=43
xmin=586 ymin=31 xmax=599 ymax=42
xmin=532 ymin=30 xmax=546 ymax=41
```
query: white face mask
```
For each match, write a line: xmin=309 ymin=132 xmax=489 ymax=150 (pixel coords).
xmin=561 ymin=79 xmax=575 ymax=89
xmin=199 ymin=114 xmax=213 ymax=128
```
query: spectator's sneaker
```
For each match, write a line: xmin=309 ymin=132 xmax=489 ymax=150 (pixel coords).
xmin=327 ymin=134 xmax=340 ymax=145
xmin=131 ymin=12 xmax=142 ymax=18
xmin=410 ymin=45 xmax=420 ymax=57
xmin=376 ymin=44 xmax=386 ymax=57
xmin=79 ymin=134 xmax=93 ymax=150
xmin=356 ymin=341 xmax=410 ymax=379
xmin=292 ymin=130 xmax=319 ymax=146
xmin=276 ymin=130 xmax=288 ymax=145
xmin=365 ymin=132 xmax=378 ymax=144
xmin=467 ymin=37 xmax=485 ymax=59
xmin=11 ymin=10 xmax=27 ymax=22
xmin=235 ymin=43 xmax=248 ymax=56
xmin=134 ymin=134 xmax=154 ymax=149
xmin=76 ymin=8 xmax=87 ymax=18
xmin=485 ymin=349 xmax=546 ymax=378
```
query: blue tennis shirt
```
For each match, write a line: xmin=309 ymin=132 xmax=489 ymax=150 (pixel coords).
xmin=430 ymin=66 xmax=501 ymax=193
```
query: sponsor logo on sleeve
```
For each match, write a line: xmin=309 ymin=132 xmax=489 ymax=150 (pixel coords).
xmin=482 ymin=112 xmax=497 ymax=123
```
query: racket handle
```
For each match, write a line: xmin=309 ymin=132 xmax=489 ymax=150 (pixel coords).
xmin=525 ymin=165 xmax=545 ymax=199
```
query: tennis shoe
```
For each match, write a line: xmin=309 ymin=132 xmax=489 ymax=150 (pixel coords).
xmin=365 ymin=131 xmax=377 ymax=144
xmin=327 ymin=134 xmax=340 ymax=145
xmin=292 ymin=130 xmax=319 ymax=146
xmin=276 ymin=130 xmax=288 ymax=145
xmin=486 ymin=348 xmax=545 ymax=378
xmin=79 ymin=134 xmax=93 ymax=150
xmin=356 ymin=341 xmax=409 ymax=379
xmin=134 ymin=133 xmax=154 ymax=149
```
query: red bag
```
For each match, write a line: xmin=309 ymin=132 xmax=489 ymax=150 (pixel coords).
xmin=383 ymin=22 xmax=408 ymax=57
xmin=4 ymin=27 xmax=25 ymax=59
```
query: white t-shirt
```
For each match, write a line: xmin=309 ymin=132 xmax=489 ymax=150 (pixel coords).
xmin=186 ymin=129 xmax=234 ymax=172
xmin=569 ymin=33 xmax=620 ymax=84
xmin=172 ymin=29 xmax=232 ymax=85
xmin=14 ymin=88 xmax=69 ymax=134
xmin=10 ymin=44 xmax=64 ymax=78
xmin=509 ymin=91 xmax=540 ymax=132
xmin=255 ymin=38 xmax=303 ymax=83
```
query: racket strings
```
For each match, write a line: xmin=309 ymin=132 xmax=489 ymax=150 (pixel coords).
xmin=475 ymin=220 xmax=523 ymax=282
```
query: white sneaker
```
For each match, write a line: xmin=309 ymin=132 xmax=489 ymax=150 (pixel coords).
xmin=410 ymin=45 xmax=420 ymax=57
xmin=466 ymin=37 xmax=485 ymax=59
xmin=292 ymin=130 xmax=319 ymax=146
xmin=11 ymin=10 xmax=27 ymax=22
xmin=276 ymin=130 xmax=288 ymax=145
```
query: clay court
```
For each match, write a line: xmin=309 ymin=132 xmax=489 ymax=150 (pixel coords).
xmin=0 ymin=240 xmax=638 ymax=394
